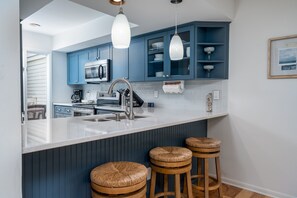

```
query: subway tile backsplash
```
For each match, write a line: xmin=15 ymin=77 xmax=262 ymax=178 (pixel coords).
xmin=81 ymin=80 xmax=228 ymax=112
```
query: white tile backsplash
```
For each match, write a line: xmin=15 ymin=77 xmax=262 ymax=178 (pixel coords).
xmin=81 ymin=80 xmax=228 ymax=112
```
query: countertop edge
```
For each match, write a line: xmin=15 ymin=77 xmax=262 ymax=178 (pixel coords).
xmin=22 ymin=112 xmax=228 ymax=154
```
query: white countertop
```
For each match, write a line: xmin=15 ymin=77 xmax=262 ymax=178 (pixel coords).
xmin=53 ymin=102 xmax=73 ymax=106
xmin=22 ymin=107 xmax=228 ymax=154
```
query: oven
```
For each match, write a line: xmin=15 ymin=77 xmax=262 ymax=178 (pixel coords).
xmin=72 ymin=106 xmax=95 ymax=117
xmin=84 ymin=59 xmax=110 ymax=83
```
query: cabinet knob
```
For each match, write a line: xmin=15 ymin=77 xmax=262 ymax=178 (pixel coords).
xmin=66 ymin=109 xmax=70 ymax=112
xmin=162 ymin=75 xmax=166 ymax=78
xmin=166 ymin=75 xmax=169 ymax=77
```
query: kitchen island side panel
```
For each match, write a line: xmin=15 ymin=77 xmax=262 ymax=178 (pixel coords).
xmin=22 ymin=120 xmax=207 ymax=198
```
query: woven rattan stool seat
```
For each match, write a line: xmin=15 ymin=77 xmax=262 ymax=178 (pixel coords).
xmin=186 ymin=137 xmax=221 ymax=149
xmin=91 ymin=161 xmax=147 ymax=188
xmin=149 ymin=146 xmax=192 ymax=163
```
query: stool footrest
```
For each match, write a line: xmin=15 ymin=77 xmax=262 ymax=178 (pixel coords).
xmin=191 ymin=175 xmax=221 ymax=191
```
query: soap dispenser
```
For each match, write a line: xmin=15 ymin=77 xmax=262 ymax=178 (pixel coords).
xmin=206 ymin=93 xmax=213 ymax=112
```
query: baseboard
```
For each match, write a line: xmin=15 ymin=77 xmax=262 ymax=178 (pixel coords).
xmin=210 ymin=174 xmax=295 ymax=198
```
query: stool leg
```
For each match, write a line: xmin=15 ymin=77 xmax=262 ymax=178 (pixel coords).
xmin=175 ymin=174 xmax=181 ymax=198
xmin=186 ymin=171 xmax=193 ymax=198
xmin=164 ymin=174 xmax=168 ymax=198
xmin=197 ymin=158 xmax=202 ymax=186
xmin=150 ymin=169 xmax=157 ymax=198
xmin=204 ymin=159 xmax=209 ymax=198
xmin=215 ymin=157 xmax=223 ymax=197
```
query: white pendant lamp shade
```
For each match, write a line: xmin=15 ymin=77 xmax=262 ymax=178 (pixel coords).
xmin=111 ymin=10 xmax=131 ymax=49
xmin=169 ymin=34 xmax=184 ymax=60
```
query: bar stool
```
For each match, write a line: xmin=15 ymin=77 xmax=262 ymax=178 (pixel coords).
xmin=149 ymin=146 xmax=193 ymax=198
xmin=90 ymin=161 xmax=148 ymax=198
xmin=185 ymin=137 xmax=222 ymax=198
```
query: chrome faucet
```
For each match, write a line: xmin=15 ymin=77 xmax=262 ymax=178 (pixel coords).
xmin=107 ymin=78 xmax=134 ymax=120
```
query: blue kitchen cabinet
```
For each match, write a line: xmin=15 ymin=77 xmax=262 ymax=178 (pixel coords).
xmin=111 ymin=47 xmax=129 ymax=80
xmin=67 ymin=52 xmax=79 ymax=84
xmin=88 ymin=44 xmax=110 ymax=61
xmin=128 ymin=37 xmax=145 ymax=82
xmin=168 ymin=25 xmax=195 ymax=80
xmin=145 ymin=32 xmax=169 ymax=81
xmin=144 ymin=26 xmax=195 ymax=81
xmin=195 ymin=22 xmax=230 ymax=79
xmin=67 ymin=50 xmax=88 ymax=85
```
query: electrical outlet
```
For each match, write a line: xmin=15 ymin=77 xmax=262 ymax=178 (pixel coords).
xmin=213 ymin=90 xmax=220 ymax=100
xmin=147 ymin=167 xmax=152 ymax=180
xmin=153 ymin=91 xmax=159 ymax=98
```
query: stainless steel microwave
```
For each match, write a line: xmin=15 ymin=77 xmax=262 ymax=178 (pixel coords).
xmin=84 ymin=59 xmax=110 ymax=83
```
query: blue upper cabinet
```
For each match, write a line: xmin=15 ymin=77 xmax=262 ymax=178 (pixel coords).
xmin=195 ymin=22 xmax=230 ymax=79
xmin=145 ymin=32 xmax=169 ymax=81
xmin=67 ymin=51 xmax=87 ymax=85
xmin=168 ymin=25 xmax=195 ymax=80
xmin=111 ymin=47 xmax=129 ymax=80
xmin=68 ymin=52 xmax=79 ymax=84
xmin=128 ymin=37 xmax=145 ymax=82
xmin=144 ymin=26 xmax=195 ymax=81
xmin=88 ymin=44 xmax=111 ymax=61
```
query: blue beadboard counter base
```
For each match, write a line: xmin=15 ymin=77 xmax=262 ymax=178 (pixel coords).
xmin=23 ymin=120 xmax=207 ymax=198
xmin=22 ymin=107 xmax=227 ymax=154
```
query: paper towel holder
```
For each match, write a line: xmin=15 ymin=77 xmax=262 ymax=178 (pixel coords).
xmin=162 ymin=80 xmax=184 ymax=94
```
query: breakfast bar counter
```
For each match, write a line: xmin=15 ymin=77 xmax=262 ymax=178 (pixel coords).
xmin=22 ymin=107 xmax=227 ymax=198
xmin=22 ymin=107 xmax=227 ymax=154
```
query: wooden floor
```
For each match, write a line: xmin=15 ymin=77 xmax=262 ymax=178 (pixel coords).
xmin=193 ymin=183 xmax=271 ymax=198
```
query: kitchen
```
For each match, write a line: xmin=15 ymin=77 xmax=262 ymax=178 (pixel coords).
xmin=1 ymin=0 xmax=297 ymax=198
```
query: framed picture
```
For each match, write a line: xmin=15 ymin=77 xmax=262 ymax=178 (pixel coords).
xmin=268 ymin=34 xmax=297 ymax=79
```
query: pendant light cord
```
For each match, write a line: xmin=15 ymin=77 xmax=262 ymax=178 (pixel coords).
xmin=175 ymin=0 xmax=178 ymax=34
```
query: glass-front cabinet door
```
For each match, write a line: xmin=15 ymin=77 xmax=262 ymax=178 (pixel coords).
xmin=145 ymin=32 xmax=169 ymax=81
xmin=145 ymin=26 xmax=195 ymax=81
xmin=168 ymin=26 xmax=195 ymax=80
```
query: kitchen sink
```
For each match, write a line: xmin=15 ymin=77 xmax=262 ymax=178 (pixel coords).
xmin=83 ymin=115 xmax=148 ymax=122
xmin=83 ymin=118 xmax=111 ymax=122
xmin=105 ymin=115 xmax=148 ymax=121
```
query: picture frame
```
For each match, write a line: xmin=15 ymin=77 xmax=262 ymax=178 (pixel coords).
xmin=268 ymin=34 xmax=297 ymax=79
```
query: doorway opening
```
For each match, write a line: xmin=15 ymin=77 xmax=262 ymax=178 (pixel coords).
xmin=22 ymin=51 xmax=51 ymax=121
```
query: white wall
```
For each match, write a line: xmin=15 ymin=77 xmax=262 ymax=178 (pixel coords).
xmin=208 ymin=0 xmax=297 ymax=197
xmin=52 ymin=52 xmax=74 ymax=104
xmin=0 ymin=1 xmax=22 ymax=198
xmin=22 ymin=30 xmax=52 ymax=53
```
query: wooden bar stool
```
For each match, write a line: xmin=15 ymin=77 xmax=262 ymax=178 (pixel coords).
xmin=90 ymin=161 xmax=148 ymax=198
xmin=185 ymin=137 xmax=222 ymax=198
xmin=149 ymin=146 xmax=193 ymax=198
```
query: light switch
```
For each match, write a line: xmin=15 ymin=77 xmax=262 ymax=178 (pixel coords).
xmin=154 ymin=91 xmax=159 ymax=98
xmin=213 ymin=90 xmax=220 ymax=100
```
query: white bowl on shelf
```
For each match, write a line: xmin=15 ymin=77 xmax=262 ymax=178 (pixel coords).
xmin=155 ymin=71 xmax=164 ymax=77
xmin=152 ymin=42 xmax=164 ymax=49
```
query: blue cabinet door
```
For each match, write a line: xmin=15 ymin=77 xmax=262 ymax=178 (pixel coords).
xmin=78 ymin=51 xmax=88 ymax=84
xmin=128 ymin=37 xmax=145 ymax=82
xmin=98 ymin=44 xmax=110 ymax=60
xmin=111 ymin=48 xmax=128 ymax=80
xmin=88 ymin=45 xmax=110 ymax=62
xmin=144 ymin=32 xmax=169 ymax=81
xmin=88 ymin=47 xmax=98 ymax=62
xmin=168 ymin=25 xmax=195 ymax=80
xmin=67 ymin=53 xmax=79 ymax=84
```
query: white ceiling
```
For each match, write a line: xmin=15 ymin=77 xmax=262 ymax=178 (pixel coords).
xmin=21 ymin=0 xmax=107 ymax=36
xmin=20 ymin=0 xmax=235 ymax=52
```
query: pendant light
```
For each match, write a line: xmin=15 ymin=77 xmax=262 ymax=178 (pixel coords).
xmin=111 ymin=0 xmax=131 ymax=49
xmin=169 ymin=0 xmax=184 ymax=61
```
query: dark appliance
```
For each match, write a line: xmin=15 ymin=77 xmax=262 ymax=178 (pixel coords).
xmin=72 ymin=105 xmax=95 ymax=116
xmin=118 ymin=89 xmax=144 ymax=107
xmin=84 ymin=59 xmax=110 ymax=83
xmin=71 ymin=89 xmax=83 ymax=103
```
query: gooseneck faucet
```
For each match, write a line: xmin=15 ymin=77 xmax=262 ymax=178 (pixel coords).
xmin=107 ymin=78 xmax=134 ymax=120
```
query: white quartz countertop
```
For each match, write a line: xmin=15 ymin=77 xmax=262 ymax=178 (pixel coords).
xmin=22 ymin=107 xmax=228 ymax=154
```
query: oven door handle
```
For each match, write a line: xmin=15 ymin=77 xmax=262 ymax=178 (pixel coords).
xmin=98 ymin=65 xmax=103 ymax=79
